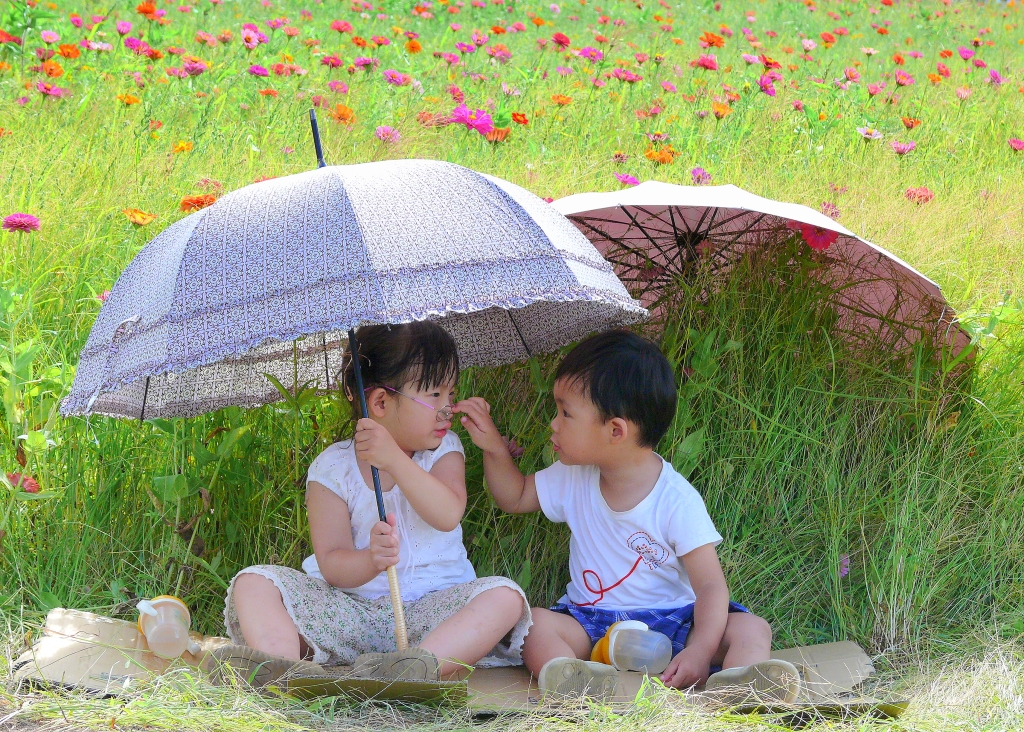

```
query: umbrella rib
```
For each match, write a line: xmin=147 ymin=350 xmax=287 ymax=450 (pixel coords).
xmin=507 ymin=309 xmax=532 ymax=360
xmin=618 ymin=208 xmax=678 ymax=265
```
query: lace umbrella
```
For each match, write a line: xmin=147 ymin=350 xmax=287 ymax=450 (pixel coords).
xmin=61 ymin=159 xmax=646 ymax=422
xmin=553 ymin=181 xmax=968 ymax=357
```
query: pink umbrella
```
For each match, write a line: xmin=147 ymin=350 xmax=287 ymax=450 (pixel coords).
xmin=553 ymin=181 xmax=968 ymax=359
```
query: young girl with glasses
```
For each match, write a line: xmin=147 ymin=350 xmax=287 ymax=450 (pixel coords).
xmin=220 ymin=322 xmax=531 ymax=685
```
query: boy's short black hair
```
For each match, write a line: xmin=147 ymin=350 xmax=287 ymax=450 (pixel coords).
xmin=555 ymin=329 xmax=676 ymax=448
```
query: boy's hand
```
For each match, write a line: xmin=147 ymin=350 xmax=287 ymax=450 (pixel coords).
xmin=453 ymin=398 xmax=508 ymax=455
xmin=368 ymin=513 xmax=400 ymax=571
xmin=660 ymin=647 xmax=712 ymax=689
xmin=354 ymin=418 xmax=405 ymax=472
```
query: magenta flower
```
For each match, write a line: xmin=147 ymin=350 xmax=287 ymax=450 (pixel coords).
xmin=36 ymin=81 xmax=70 ymax=97
xmin=382 ymin=69 xmax=412 ymax=86
xmin=2 ymin=213 xmax=40 ymax=233
xmin=661 ymin=80 xmax=677 ymax=93
xmin=183 ymin=59 xmax=207 ymax=76
xmin=321 ymin=54 xmax=344 ymax=68
xmin=741 ymin=53 xmax=759 ymax=65
xmin=844 ymin=67 xmax=861 ymax=83
xmin=328 ymin=79 xmax=349 ymax=93
xmin=790 ymin=222 xmax=838 ymax=251
xmin=691 ymin=167 xmax=712 ymax=186
xmin=611 ymin=67 xmax=642 ymax=83
xmin=792 ymin=99 xmax=805 ymax=111
xmin=894 ymin=70 xmax=915 ymax=87
xmin=449 ymin=103 xmax=494 ymax=135
xmin=891 ymin=140 xmax=916 ymax=156
xmin=988 ymin=69 xmax=1004 ymax=86
xmin=248 ymin=64 xmax=270 ymax=77
xmin=455 ymin=41 xmax=475 ymax=54
xmin=839 ymin=554 xmax=850 ymax=578
xmin=867 ymin=82 xmax=885 ymax=96
xmin=375 ymin=125 xmax=401 ymax=143
xmin=614 ymin=173 xmax=640 ymax=187
xmin=331 ymin=19 xmax=353 ymax=33
xmin=577 ymin=46 xmax=603 ymax=62
xmin=757 ymin=74 xmax=776 ymax=96
xmin=353 ymin=56 xmax=379 ymax=70
xmin=1008 ymin=138 xmax=1024 ymax=152
xmin=821 ymin=202 xmax=840 ymax=220
xmin=957 ymin=46 xmax=974 ymax=61
xmin=116 ymin=20 xmax=132 ymax=35
xmin=695 ymin=54 xmax=718 ymax=71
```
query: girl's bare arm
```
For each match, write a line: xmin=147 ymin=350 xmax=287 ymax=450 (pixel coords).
xmin=306 ymin=481 xmax=398 ymax=588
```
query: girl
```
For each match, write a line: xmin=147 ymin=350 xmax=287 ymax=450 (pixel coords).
xmin=220 ymin=321 xmax=531 ymax=684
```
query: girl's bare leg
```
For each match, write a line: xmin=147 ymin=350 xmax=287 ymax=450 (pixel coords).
xmin=707 ymin=612 xmax=773 ymax=669
xmin=417 ymin=586 xmax=526 ymax=678
xmin=232 ymin=573 xmax=310 ymax=661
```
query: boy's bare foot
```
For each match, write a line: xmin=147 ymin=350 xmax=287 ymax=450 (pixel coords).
xmin=703 ymin=659 xmax=803 ymax=707
xmin=204 ymin=644 xmax=326 ymax=688
xmin=538 ymin=657 xmax=619 ymax=701
xmin=350 ymin=647 xmax=441 ymax=681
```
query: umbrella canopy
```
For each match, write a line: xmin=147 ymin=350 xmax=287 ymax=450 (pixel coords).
xmin=61 ymin=159 xmax=646 ymax=420
xmin=553 ymin=182 xmax=968 ymax=356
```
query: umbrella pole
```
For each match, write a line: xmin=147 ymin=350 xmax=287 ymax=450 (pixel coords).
xmin=309 ymin=109 xmax=326 ymax=169
xmin=348 ymin=328 xmax=410 ymax=652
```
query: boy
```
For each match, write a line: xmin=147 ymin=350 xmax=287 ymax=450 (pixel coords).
xmin=456 ymin=330 xmax=802 ymax=703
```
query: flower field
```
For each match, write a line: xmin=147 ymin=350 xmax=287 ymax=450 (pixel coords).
xmin=1 ymin=0 xmax=1024 ymax=730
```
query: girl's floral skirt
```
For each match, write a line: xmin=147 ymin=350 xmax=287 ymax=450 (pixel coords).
xmin=224 ymin=565 xmax=532 ymax=667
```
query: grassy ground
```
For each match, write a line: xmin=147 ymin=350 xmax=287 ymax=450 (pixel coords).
xmin=1 ymin=0 xmax=1023 ymax=729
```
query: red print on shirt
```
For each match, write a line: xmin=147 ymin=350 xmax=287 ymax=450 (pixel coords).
xmin=578 ymin=531 xmax=670 ymax=606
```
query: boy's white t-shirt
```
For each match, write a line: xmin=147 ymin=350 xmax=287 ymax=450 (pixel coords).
xmin=535 ymin=458 xmax=722 ymax=610
xmin=301 ymin=430 xmax=477 ymax=602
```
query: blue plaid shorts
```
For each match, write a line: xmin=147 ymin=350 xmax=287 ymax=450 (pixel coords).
xmin=551 ymin=600 xmax=750 ymax=656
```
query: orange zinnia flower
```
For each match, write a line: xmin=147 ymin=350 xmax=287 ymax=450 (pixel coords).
xmin=531 ymin=17 xmax=546 ymax=26
xmin=41 ymin=60 xmax=63 ymax=77
xmin=644 ymin=147 xmax=675 ymax=165
xmin=491 ymin=26 xmax=505 ymax=34
xmin=117 ymin=93 xmax=141 ymax=105
xmin=901 ymin=117 xmax=921 ymax=129
xmin=551 ymin=94 xmax=572 ymax=106
xmin=352 ymin=36 xmax=368 ymax=47
xmin=136 ymin=1 xmax=156 ymax=15
xmin=330 ymin=103 xmax=356 ymax=124
xmin=485 ymin=127 xmax=510 ymax=143
xmin=122 ymin=208 xmax=156 ymax=225
xmin=259 ymin=88 xmax=279 ymax=97
xmin=57 ymin=44 xmax=80 ymax=59
xmin=172 ymin=140 xmax=193 ymax=153
xmin=699 ymin=31 xmax=725 ymax=48
xmin=711 ymin=101 xmax=732 ymax=119
xmin=405 ymin=39 xmax=422 ymax=53
xmin=511 ymin=112 xmax=528 ymax=125
xmin=180 ymin=194 xmax=217 ymax=212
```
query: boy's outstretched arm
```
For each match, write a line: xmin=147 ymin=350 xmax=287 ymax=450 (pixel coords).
xmin=660 ymin=544 xmax=731 ymax=689
xmin=454 ymin=397 xmax=541 ymax=514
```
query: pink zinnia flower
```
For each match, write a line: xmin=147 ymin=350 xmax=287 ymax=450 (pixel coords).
xmin=857 ymin=126 xmax=883 ymax=141
xmin=321 ymin=54 xmax=344 ymax=68
xmin=957 ymin=46 xmax=974 ymax=61
xmin=891 ymin=140 xmax=916 ymax=156
xmin=894 ymin=70 xmax=915 ymax=87
xmin=183 ymin=59 xmax=207 ymax=76
xmin=382 ymin=69 xmax=412 ymax=86
xmin=695 ymin=54 xmax=718 ymax=71
xmin=328 ymin=79 xmax=349 ymax=93
xmin=116 ymin=20 xmax=132 ymax=35
xmin=905 ymin=186 xmax=934 ymax=205
xmin=988 ymin=69 xmax=1004 ymax=86
xmin=248 ymin=64 xmax=269 ymax=76
xmin=577 ymin=46 xmax=603 ymax=62
xmin=98 ymin=290 xmax=111 ymax=302
xmin=331 ymin=19 xmax=353 ymax=33
xmin=36 ymin=82 xmax=70 ymax=97
xmin=791 ymin=222 xmax=838 ymax=251
xmin=2 ymin=213 xmax=40 ymax=233
xmin=955 ymin=86 xmax=972 ymax=100
xmin=614 ymin=173 xmax=640 ymax=186
xmin=40 ymin=30 xmax=59 ymax=44
xmin=867 ymin=83 xmax=885 ymax=96
xmin=661 ymin=80 xmax=677 ymax=93
xmin=691 ymin=167 xmax=712 ymax=186
xmin=741 ymin=53 xmax=759 ymax=65
xmin=757 ymin=74 xmax=776 ymax=96
xmin=375 ymin=125 xmax=401 ymax=143
xmin=844 ymin=67 xmax=860 ymax=83
xmin=1008 ymin=138 xmax=1024 ymax=152
xmin=449 ymin=103 xmax=494 ymax=135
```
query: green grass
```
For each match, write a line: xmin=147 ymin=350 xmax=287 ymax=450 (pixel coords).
xmin=2 ymin=0 xmax=1024 ymax=729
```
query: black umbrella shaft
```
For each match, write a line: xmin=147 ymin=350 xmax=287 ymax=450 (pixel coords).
xmin=348 ymin=328 xmax=387 ymax=521
xmin=309 ymin=108 xmax=326 ymax=169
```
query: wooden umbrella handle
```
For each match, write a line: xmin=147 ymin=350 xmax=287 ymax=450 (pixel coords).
xmin=387 ymin=566 xmax=409 ymax=651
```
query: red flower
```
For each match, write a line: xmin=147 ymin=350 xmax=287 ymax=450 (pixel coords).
xmin=551 ymin=32 xmax=570 ymax=49
xmin=905 ymin=186 xmax=934 ymax=205
xmin=7 ymin=473 xmax=40 ymax=493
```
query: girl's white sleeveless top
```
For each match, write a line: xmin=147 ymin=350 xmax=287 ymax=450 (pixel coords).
xmin=301 ymin=431 xmax=477 ymax=602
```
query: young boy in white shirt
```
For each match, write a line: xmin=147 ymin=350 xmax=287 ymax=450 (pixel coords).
xmin=455 ymin=330 xmax=802 ymax=703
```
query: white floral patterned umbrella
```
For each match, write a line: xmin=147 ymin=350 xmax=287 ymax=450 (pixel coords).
xmin=61 ymin=159 xmax=647 ymax=421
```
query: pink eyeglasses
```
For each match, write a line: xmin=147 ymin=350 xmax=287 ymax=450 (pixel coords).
xmin=365 ymin=385 xmax=455 ymax=422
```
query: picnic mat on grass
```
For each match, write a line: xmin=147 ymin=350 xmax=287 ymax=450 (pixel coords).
xmin=13 ymin=608 xmax=908 ymax=721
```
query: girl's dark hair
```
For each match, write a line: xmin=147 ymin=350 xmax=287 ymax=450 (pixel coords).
xmin=342 ymin=321 xmax=460 ymax=419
